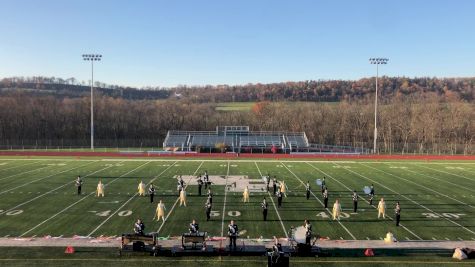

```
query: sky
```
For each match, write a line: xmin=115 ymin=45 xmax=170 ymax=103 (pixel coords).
xmin=0 ymin=0 xmax=474 ymax=87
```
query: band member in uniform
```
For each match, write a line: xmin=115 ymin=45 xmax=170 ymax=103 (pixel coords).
xmin=369 ymin=184 xmax=375 ymax=205
xmin=177 ymin=176 xmax=185 ymax=195
xmin=154 ymin=200 xmax=166 ymax=222
xmin=306 ymin=181 xmax=311 ymax=200
xmin=205 ymin=200 xmax=212 ymax=221
xmin=261 ymin=198 xmax=268 ymax=221
xmin=276 ymin=188 xmax=283 ymax=208
xmin=96 ymin=180 xmax=105 ymax=197
xmin=179 ymin=188 xmax=187 ymax=207
xmin=204 ymin=171 xmax=209 ymax=189
xmin=304 ymin=219 xmax=312 ymax=246
xmin=321 ymin=177 xmax=326 ymax=193
xmin=332 ymin=199 xmax=342 ymax=220
xmin=352 ymin=190 xmax=358 ymax=212
xmin=75 ymin=176 xmax=83 ymax=195
xmin=378 ymin=197 xmax=386 ymax=219
xmin=133 ymin=219 xmax=145 ymax=235
xmin=207 ymin=189 xmax=213 ymax=205
xmin=266 ymin=173 xmax=270 ymax=192
xmin=395 ymin=201 xmax=401 ymax=226
xmin=323 ymin=187 xmax=329 ymax=208
xmin=243 ymin=186 xmax=250 ymax=203
xmin=280 ymin=181 xmax=287 ymax=197
xmin=272 ymin=177 xmax=277 ymax=195
xmin=148 ymin=183 xmax=156 ymax=203
xmin=138 ymin=180 xmax=146 ymax=196
xmin=197 ymin=176 xmax=203 ymax=196
xmin=189 ymin=219 xmax=199 ymax=233
xmin=228 ymin=220 xmax=238 ymax=249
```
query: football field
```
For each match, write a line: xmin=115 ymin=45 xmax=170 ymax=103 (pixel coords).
xmin=0 ymin=157 xmax=475 ymax=242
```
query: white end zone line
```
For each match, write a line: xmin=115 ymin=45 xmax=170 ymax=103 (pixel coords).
xmin=0 ymin=161 xmax=96 ymax=195
xmin=20 ymin=161 xmax=151 ymax=237
xmin=417 ymin=164 xmax=475 ymax=183
xmin=156 ymin=161 xmax=205 ymax=234
xmin=88 ymin=161 xmax=179 ymax=237
xmin=0 ymin=162 xmax=122 ymax=216
xmin=338 ymin=163 xmax=475 ymax=236
xmin=220 ymin=161 xmax=230 ymax=237
xmin=306 ymin=162 xmax=423 ymax=241
xmin=362 ymin=163 xmax=475 ymax=209
xmin=280 ymin=162 xmax=357 ymax=240
xmin=254 ymin=161 xmax=288 ymax=238
xmin=0 ymin=160 xmax=41 ymax=172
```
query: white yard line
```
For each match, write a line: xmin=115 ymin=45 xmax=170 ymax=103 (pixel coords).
xmin=391 ymin=163 xmax=475 ymax=194
xmin=417 ymin=164 xmax=475 ymax=183
xmin=0 ymin=161 xmax=121 ymax=216
xmin=362 ymin=163 xmax=475 ymax=209
xmin=338 ymin=163 xmax=475 ymax=236
xmin=0 ymin=161 xmax=96 ymax=195
xmin=306 ymin=162 xmax=423 ymax=241
xmin=156 ymin=161 xmax=205 ymax=234
xmin=87 ymin=161 xmax=178 ymax=237
xmin=0 ymin=161 xmax=40 ymax=172
xmin=281 ymin=162 xmax=357 ymax=240
xmin=20 ymin=161 xmax=152 ymax=237
xmin=254 ymin=161 xmax=288 ymax=238
xmin=0 ymin=165 xmax=52 ymax=182
xmin=220 ymin=162 xmax=230 ymax=237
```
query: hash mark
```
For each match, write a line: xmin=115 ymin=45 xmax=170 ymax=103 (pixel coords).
xmin=432 ymin=237 xmax=437 ymax=240
xmin=366 ymin=237 xmax=370 ymax=240
xmin=405 ymin=237 xmax=410 ymax=240
xmin=445 ymin=237 xmax=450 ymax=241
xmin=457 ymin=237 xmax=463 ymax=241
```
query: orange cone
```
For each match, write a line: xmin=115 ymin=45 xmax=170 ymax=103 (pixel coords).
xmin=65 ymin=246 xmax=75 ymax=254
xmin=364 ymin=248 xmax=374 ymax=257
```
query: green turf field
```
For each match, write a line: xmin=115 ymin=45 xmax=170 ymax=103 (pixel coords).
xmin=0 ymin=158 xmax=474 ymax=242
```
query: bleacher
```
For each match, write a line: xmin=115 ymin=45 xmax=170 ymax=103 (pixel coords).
xmin=163 ymin=126 xmax=351 ymax=153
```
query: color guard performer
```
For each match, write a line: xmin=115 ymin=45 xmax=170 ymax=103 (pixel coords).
xmin=280 ymin=180 xmax=287 ymax=197
xmin=148 ymin=183 xmax=156 ymax=203
xmin=352 ymin=190 xmax=358 ymax=212
xmin=332 ymin=199 xmax=342 ymax=220
xmin=138 ymin=180 xmax=146 ymax=196
xmin=154 ymin=200 xmax=166 ymax=222
xmin=395 ymin=201 xmax=401 ymax=226
xmin=96 ymin=180 xmax=105 ymax=197
xmin=323 ymin=187 xmax=329 ymax=208
xmin=261 ymin=198 xmax=268 ymax=221
xmin=243 ymin=186 xmax=250 ymax=203
xmin=75 ymin=175 xmax=83 ymax=195
xmin=378 ymin=198 xmax=386 ymax=219
xmin=179 ymin=188 xmax=187 ymax=207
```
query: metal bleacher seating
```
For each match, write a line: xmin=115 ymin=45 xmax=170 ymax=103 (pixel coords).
xmin=239 ymin=135 xmax=283 ymax=147
xmin=190 ymin=135 xmax=234 ymax=147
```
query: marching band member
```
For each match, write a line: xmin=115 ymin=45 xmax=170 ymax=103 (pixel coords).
xmin=378 ymin=198 xmax=386 ymax=219
xmin=332 ymin=199 xmax=342 ymax=220
xmin=395 ymin=201 xmax=401 ymax=226
xmin=148 ymin=183 xmax=156 ymax=203
xmin=243 ymin=186 xmax=250 ymax=203
xmin=323 ymin=187 xmax=329 ymax=208
xmin=228 ymin=220 xmax=238 ymax=249
xmin=304 ymin=219 xmax=312 ymax=245
xmin=96 ymin=180 xmax=105 ymax=197
xmin=133 ymin=219 xmax=145 ymax=235
xmin=75 ymin=176 xmax=83 ymax=195
xmin=305 ymin=181 xmax=311 ymax=200
xmin=154 ymin=200 xmax=166 ymax=222
xmin=205 ymin=200 xmax=212 ymax=221
xmin=261 ymin=198 xmax=268 ymax=221
xmin=276 ymin=188 xmax=283 ymax=208
xmin=189 ymin=219 xmax=199 ymax=234
xmin=197 ymin=176 xmax=203 ymax=196
xmin=352 ymin=190 xmax=358 ymax=212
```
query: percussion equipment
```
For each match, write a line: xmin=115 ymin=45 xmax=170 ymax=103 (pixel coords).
xmin=315 ymin=179 xmax=322 ymax=186
xmin=292 ymin=226 xmax=307 ymax=244
xmin=363 ymin=186 xmax=371 ymax=194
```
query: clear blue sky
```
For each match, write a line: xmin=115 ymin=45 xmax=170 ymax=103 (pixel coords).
xmin=0 ymin=0 xmax=474 ymax=87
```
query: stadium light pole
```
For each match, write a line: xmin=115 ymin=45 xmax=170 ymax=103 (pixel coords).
xmin=369 ymin=58 xmax=388 ymax=154
xmin=82 ymin=54 xmax=102 ymax=151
